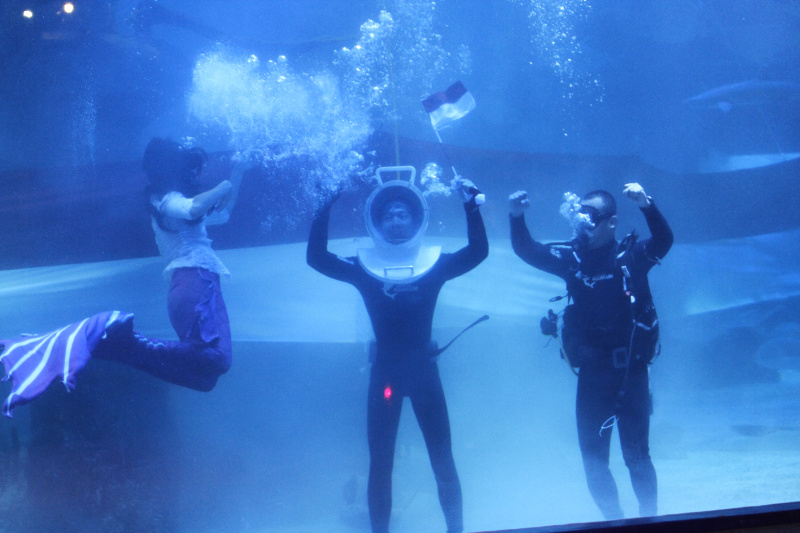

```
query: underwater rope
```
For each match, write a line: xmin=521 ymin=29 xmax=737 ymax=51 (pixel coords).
xmin=381 ymin=0 xmax=401 ymax=167
xmin=433 ymin=314 xmax=489 ymax=357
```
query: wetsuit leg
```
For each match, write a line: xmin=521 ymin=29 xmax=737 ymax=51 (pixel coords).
xmin=576 ymin=358 xmax=624 ymax=520
xmin=93 ymin=267 xmax=231 ymax=391
xmin=367 ymin=364 xmax=403 ymax=533
xmin=409 ymin=362 xmax=463 ymax=533
xmin=618 ymin=365 xmax=657 ymax=517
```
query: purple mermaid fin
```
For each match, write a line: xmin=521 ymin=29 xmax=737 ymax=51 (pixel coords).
xmin=0 ymin=310 xmax=133 ymax=418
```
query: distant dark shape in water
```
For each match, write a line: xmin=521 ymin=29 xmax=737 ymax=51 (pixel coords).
xmin=696 ymin=151 xmax=800 ymax=174
xmin=129 ymin=0 xmax=219 ymax=40
xmin=683 ymin=80 xmax=800 ymax=112
xmin=128 ymin=0 xmax=357 ymax=58
xmin=753 ymin=321 xmax=800 ymax=373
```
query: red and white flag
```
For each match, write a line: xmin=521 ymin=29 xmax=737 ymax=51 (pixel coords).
xmin=422 ymin=81 xmax=476 ymax=130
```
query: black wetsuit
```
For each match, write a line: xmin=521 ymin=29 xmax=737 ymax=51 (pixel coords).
xmin=510 ymin=202 xmax=673 ymax=520
xmin=308 ymin=199 xmax=488 ymax=533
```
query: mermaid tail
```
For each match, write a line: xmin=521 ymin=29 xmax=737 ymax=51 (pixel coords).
xmin=0 ymin=311 xmax=133 ymax=418
xmin=0 ymin=302 xmax=230 ymax=417
xmin=92 ymin=310 xmax=231 ymax=393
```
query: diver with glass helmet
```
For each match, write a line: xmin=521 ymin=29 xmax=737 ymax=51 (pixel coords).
xmin=307 ymin=167 xmax=488 ymax=533
xmin=508 ymin=183 xmax=673 ymax=520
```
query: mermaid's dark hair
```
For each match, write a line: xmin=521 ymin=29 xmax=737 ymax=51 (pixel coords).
xmin=143 ymin=138 xmax=207 ymax=230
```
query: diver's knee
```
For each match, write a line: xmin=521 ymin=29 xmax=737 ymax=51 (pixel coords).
xmin=582 ymin=454 xmax=610 ymax=477
xmin=623 ymin=453 xmax=653 ymax=473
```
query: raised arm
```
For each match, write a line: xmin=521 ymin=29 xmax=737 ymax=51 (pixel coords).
xmin=206 ymin=152 xmax=260 ymax=224
xmin=509 ymin=190 xmax=567 ymax=275
xmin=188 ymin=180 xmax=233 ymax=220
xmin=438 ymin=178 xmax=489 ymax=278
xmin=624 ymin=183 xmax=673 ymax=261
xmin=306 ymin=194 xmax=358 ymax=282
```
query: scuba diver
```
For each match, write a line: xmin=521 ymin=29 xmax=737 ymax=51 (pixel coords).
xmin=307 ymin=168 xmax=488 ymax=533
xmin=508 ymin=183 xmax=673 ymax=520
xmin=0 ymin=138 xmax=254 ymax=416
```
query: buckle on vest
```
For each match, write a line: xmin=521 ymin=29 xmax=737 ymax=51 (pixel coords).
xmin=612 ymin=347 xmax=630 ymax=369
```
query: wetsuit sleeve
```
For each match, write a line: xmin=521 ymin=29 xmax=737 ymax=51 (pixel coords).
xmin=640 ymin=200 xmax=673 ymax=262
xmin=306 ymin=203 xmax=358 ymax=283
xmin=438 ymin=198 xmax=489 ymax=279
xmin=510 ymin=213 xmax=567 ymax=276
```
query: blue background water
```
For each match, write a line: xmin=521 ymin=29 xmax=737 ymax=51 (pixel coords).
xmin=1 ymin=1 xmax=799 ymax=532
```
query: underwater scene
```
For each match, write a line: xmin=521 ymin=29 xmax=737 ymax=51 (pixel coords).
xmin=1 ymin=1 xmax=800 ymax=532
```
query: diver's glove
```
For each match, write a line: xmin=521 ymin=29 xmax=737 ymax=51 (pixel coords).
xmin=453 ymin=176 xmax=485 ymax=205
xmin=623 ymin=182 xmax=651 ymax=209
xmin=508 ymin=190 xmax=530 ymax=217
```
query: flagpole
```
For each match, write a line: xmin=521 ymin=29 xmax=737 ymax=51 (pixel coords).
xmin=429 ymin=122 xmax=460 ymax=180
xmin=427 ymin=120 xmax=485 ymax=204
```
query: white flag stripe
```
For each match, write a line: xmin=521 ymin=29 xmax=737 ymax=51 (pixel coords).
xmin=428 ymin=91 xmax=476 ymax=130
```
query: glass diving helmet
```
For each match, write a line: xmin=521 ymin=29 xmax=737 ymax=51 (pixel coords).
xmin=358 ymin=166 xmax=441 ymax=283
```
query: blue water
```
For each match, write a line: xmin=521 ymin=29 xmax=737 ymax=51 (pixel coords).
xmin=1 ymin=1 xmax=800 ymax=532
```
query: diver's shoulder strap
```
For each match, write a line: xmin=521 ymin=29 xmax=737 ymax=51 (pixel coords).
xmin=617 ymin=230 xmax=639 ymax=258
xmin=547 ymin=240 xmax=576 ymax=248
